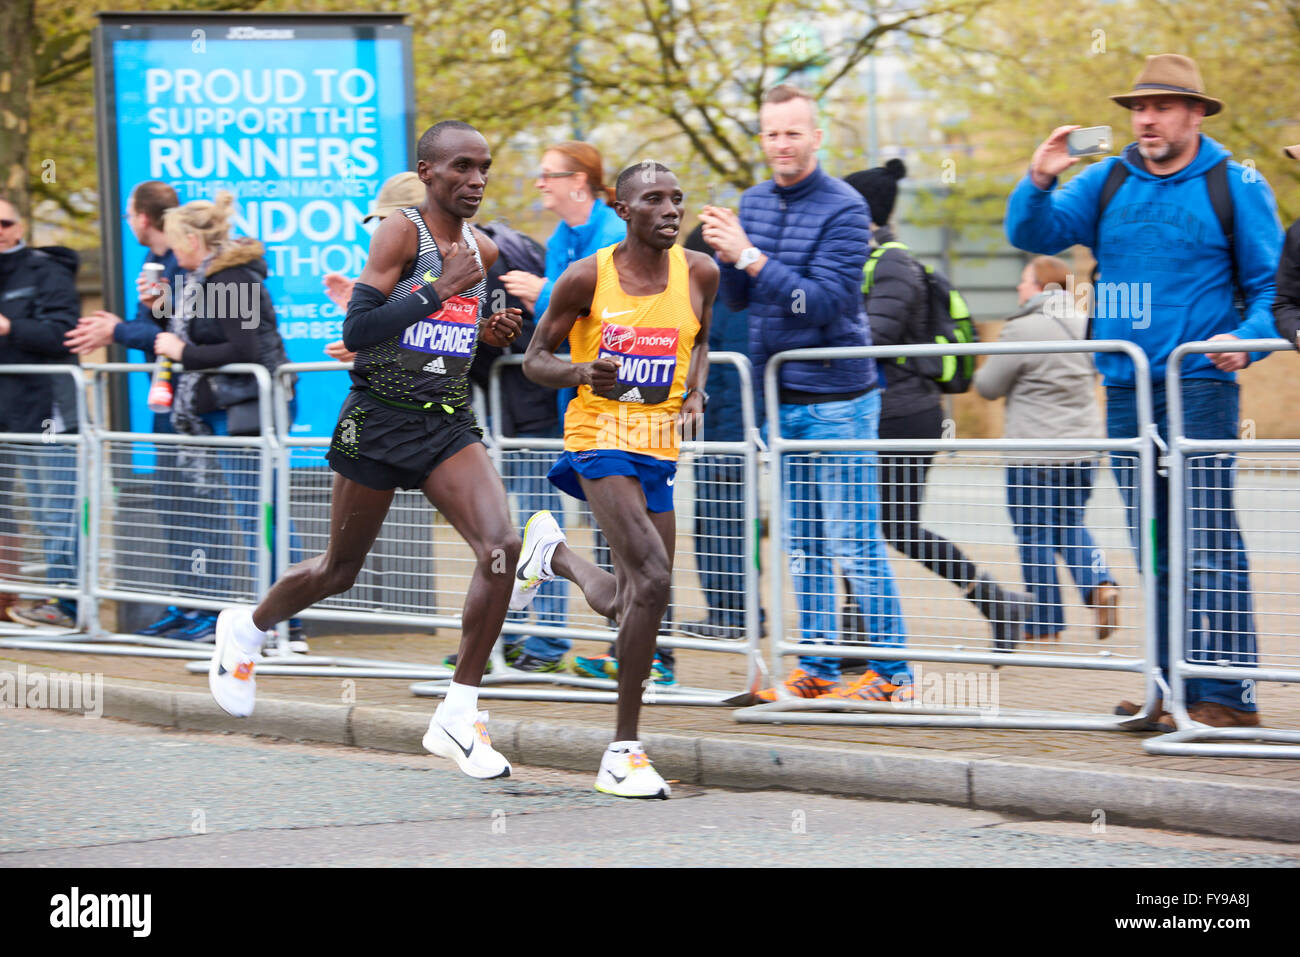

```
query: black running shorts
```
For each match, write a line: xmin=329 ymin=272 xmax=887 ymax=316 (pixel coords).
xmin=326 ymin=391 xmax=483 ymax=491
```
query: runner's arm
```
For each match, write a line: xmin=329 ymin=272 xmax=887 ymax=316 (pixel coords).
xmin=522 ymin=257 xmax=616 ymax=391
xmin=342 ymin=214 xmax=430 ymax=351
xmin=682 ymin=250 xmax=719 ymax=405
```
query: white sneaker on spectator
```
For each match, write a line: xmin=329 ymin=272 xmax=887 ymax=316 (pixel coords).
xmin=510 ymin=510 xmax=565 ymax=611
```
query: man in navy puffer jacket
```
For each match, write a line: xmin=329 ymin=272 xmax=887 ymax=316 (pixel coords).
xmin=701 ymin=84 xmax=909 ymax=704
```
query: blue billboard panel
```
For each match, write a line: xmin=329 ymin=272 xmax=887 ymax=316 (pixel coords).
xmin=100 ymin=20 xmax=413 ymax=439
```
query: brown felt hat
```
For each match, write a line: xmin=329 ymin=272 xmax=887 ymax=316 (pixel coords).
xmin=1285 ymin=144 xmax=1300 ymax=161
xmin=1110 ymin=54 xmax=1223 ymax=117
xmin=364 ymin=171 xmax=425 ymax=223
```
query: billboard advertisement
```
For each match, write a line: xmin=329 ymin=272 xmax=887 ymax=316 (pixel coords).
xmin=94 ymin=13 xmax=414 ymax=439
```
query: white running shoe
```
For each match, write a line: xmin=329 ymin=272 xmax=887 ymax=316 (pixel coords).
xmin=594 ymin=742 xmax=671 ymax=799
xmin=209 ymin=609 xmax=261 ymax=717
xmin=423 ymin=709 xmax=512 ymax=779
xmin=509 ymin=509 xmax=566 ymax=611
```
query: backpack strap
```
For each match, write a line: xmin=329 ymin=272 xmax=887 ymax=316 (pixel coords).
xmin=1206 ymin=158 xmax=1238 ymax=299
xmin=1091 ymin=160 xmax=1129 ymax=284
xmin=862 ymin=241 xmax=910 ymax=294
xmin=1087 ymin=160 xmax=1130 ymax=339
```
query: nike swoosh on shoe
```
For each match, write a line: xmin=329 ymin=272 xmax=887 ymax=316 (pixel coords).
xmin=439 ymin=724 xmax=474 ymax=758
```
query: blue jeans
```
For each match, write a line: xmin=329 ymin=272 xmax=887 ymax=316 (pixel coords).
xmin=503 ymin=424 xmax=569 ymax=660
xmin=693 ymin=453 xmax=747 ymax=624
xmin=1107 ymin=380 xmax=1256 ymax=711
xmin=778 ymin=391 xmax=908 ymax=682
xmin=0 ymin=441 xmax=79 ymax=591
xmin=1006 ymin=463 xmax=1112 ymax=636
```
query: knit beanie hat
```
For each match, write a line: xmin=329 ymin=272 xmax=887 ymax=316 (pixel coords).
xmin=844 ymin=158 xmax=907 ymax=225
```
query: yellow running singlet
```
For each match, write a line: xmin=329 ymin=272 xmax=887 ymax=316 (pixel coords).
xmin=563 ymin=243 xmax=699 ymax=461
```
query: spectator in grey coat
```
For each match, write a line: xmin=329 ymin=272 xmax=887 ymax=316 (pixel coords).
xmin=974 ymin=255 xmax=1119 ymax=642
xmin=845 ymin=161 xmax=1029 ymax=655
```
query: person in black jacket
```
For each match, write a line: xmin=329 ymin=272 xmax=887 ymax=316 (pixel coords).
xmin=0 ymin=195 xmax=82 ymax=628
xmin=1275 ymin=145 xmax=1300 ymax=347
xmin=65 ymin=180 xmax=217 ymax=640
xmin=845 ymin=162 xmax=1030 ymax=654
xmin=150 ymin=193 xmax=299 ymax=644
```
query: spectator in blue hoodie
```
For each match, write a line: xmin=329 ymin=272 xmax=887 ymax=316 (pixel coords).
xmin=701 ymin=84 xmax=908 ymax=704
xmin=1005 ymin=54 xmax=1284 ymax=729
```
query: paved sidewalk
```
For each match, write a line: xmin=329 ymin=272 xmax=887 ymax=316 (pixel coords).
xmin=3 ymin=625 xmax=1298 ymax=843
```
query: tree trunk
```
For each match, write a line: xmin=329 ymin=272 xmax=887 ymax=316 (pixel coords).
xmin=0 ymin=0 xmax=34 ymax=220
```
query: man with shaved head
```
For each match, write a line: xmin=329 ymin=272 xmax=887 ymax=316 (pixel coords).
xmin=208 ymin=122 xmax=526 ymax=781
xmin=700 ymin=85 xmax=910 ymax=706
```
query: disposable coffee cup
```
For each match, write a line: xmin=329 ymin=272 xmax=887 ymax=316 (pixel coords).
xmin=141 ymin=263 xmax=165 ymax=298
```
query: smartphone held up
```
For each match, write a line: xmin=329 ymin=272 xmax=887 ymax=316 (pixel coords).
xmin=1067 ymin=126 xmax=1113 ymax=157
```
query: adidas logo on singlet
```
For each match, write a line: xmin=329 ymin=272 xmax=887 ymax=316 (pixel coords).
xmin=618 ymin=387 xmax=643 ymax=403
xmin=423 ymin=356 xmax=447 ymax=374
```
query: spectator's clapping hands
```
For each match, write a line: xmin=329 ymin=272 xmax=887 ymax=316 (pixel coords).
xmin=698 ymin=206 xmax=750 ymax=264
xmin=323 ymin=273 xmax=356 ymax=312
xmin=324 ymin=339 xmax=356 ymax=363
xmin=65 ymin=310 xmax=122 ymax=355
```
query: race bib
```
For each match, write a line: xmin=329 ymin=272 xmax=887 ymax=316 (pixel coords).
xmin=398 ymin=293 xmax=479 ymax=376
xmin=596 ymin=322 xmax=678 ymax=404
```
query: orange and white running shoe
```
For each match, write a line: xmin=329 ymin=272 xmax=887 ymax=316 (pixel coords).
xmin=753 ymin=667 xmax=837 ymax=703
xmin=209 ymin=609 xmax=261 ymax=717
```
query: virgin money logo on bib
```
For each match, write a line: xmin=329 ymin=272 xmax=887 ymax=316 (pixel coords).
xmin=596 ymin=321 xmax=679 ymax=404
xmin=399 ymin=295 xmax=479 ymax=375
xmin=602 ymin=323 xmax=636 ymax=352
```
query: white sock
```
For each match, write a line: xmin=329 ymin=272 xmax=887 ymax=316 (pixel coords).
xmin=234 ymin=609 xmax=267 ymax=655
xmin=438 ymin=681 xmax=479 ymax=722
xmin=609 ymin=739 xmax=642 ymax=753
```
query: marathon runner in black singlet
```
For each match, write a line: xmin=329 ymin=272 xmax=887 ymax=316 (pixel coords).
xmin=208 ymin=122 xmax=523 ymax=780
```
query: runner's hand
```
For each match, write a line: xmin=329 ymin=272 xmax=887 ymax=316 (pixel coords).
xmin=678 ymin=390 xmax=706 ymax=441
xmin=583 ymin=357 xmax=620 ymax=393
xmin=431 ymin=242 xmax=484 ymax=298
xmin=482 ymin=307 xmax=523 ymax=348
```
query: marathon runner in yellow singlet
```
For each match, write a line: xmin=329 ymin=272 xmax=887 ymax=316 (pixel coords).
xmin=516 ymin=161 xmax=718 ymax=799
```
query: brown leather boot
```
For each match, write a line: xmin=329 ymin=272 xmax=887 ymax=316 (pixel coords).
xmin=1187 ymin=701 xmax=1261 ymax=727
xmin=1088 ymin=583 xmax=1120 ymax=640
xmin=1115 ymin=697 xmax=1167 ymax=730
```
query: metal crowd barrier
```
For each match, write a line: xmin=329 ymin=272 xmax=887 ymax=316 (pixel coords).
xmin=1145 ymin=339 xmax=1300 ymax=758
xmin=211 ymin=359 xmax=459 ymax=681
xmin=0 ymin=363 xmax=283 ymax=663
xmin=734 ymin=340 xmax=1163 ymax=731
xmin=0 ymin=365 xmax=89 ymax=637
xmin=408 ymin=352 xmax=762 ymax=706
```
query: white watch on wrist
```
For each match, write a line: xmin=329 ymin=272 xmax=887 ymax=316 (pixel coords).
xmin=734 ymin=246 xmax=760 ymax=270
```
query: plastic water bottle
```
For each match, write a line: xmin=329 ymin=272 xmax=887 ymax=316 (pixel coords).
xmin=148 ymin=358 xmax=174 ymax=412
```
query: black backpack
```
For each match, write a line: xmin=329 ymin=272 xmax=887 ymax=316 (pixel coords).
xmin=862 ymin=241 xmax=976 ymax=393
